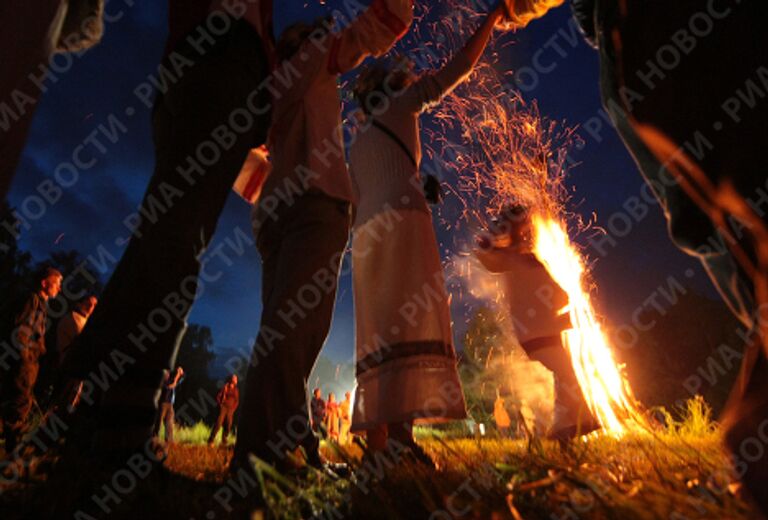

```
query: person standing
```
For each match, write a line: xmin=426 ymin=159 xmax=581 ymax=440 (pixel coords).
xmin=208 ymin=374 xmax=239 ymax=446
xmin=347 ymin=2 xmax=508 ymax=460
xmin=339 ymin=391 xmax=352 ymax=444
xmin=0 ymin=267 xmax=63 ymax=455
xmin=59 ymin=0 xmax=275 ymax=457
xmin=572 ymin=3 xmax=768 ymax=512
xmin=324 ymin=392 xmax=340 ymax=442
xmin=56 ymin=296 xmax=97 ymax=367
xmin=55 ymin=295 xmax=97 ymax=412
xmin=310 ymin=387 xmax=326 ymax=435
xmin=475 ymin=207 xmax=599 ymax=441
xmin=154 ymin=366 xmax=184 ymax=444
xmin=503 ymin=0 xmax=767 ymax=512
xmin=235 ymin=0 xmax=413 ymax=471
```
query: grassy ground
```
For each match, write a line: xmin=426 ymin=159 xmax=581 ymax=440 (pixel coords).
xmin=0 ymin=398 xmax=758 ymax=519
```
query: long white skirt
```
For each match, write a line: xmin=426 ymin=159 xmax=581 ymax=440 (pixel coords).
xmin=350 ymin=207 xmax=467 ymax=430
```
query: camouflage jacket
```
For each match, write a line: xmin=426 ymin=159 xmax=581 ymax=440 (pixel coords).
xmin=13 ymin=292 xmax=48 ymax=358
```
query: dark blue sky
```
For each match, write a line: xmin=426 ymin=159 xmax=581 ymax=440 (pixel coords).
xmin=9 ymin=1 xmax=709 ymax=368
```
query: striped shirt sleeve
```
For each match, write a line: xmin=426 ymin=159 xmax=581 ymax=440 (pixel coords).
xmin=327 ymin=0 xmax=413 ymax=75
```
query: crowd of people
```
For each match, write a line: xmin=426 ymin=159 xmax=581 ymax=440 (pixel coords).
xmin=311 ymin=388 xmax=353 ymax=444
xmin=0 ymin=0 xmax=766 ymax=516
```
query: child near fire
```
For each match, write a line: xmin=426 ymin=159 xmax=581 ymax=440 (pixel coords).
xmin=475 ymin=206 xmax=600 ymax=441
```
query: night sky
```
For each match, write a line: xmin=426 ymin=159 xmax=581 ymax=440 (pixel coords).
xmin=9 ymin=1 xmax=711 ymax=372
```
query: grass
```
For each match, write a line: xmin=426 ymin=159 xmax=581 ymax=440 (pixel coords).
xmin=0 ymin=398 xmax=758 ymax=519
xmin=159 ymin=397 xmax=752 ymax=519
xmin=158 ymin=421 xmax=235 ymax=446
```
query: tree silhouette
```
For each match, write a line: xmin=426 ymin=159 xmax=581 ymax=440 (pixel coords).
xmin=0 ymin=201 xmax=33 ymax=302
xmin=620 ymin=289 xmax=745 ymax=416
xmin=460 ymin=306 xmax=528 ymax=426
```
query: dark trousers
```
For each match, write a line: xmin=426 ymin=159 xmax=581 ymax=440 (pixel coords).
xmin=0 ymin=349 xmax=39 ymax=453
xmin=61 ymin=18 xmax=271 ymax=451
xmin=595 ymin=1 xmax=768 ymax=513
xmin=523 ymin=337 xmax=594 ymax=433
xmin=208 ymin=406 xmax=235 ymax=444
xmin=234 ymin=192 xmax=350 ymax=468
xmin=154 ymin=402 xmax=175 ymax=443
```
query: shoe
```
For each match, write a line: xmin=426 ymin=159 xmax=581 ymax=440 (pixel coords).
xmin=395 ymin=437 xmax=436 ymax=469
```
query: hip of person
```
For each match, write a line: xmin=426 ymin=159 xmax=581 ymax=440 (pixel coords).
xmin=254 ymin=187 xmax=351 ymax=242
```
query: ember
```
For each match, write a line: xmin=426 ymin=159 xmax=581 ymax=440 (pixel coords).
xmin=432 ymin=53 xmax=648 ymax=434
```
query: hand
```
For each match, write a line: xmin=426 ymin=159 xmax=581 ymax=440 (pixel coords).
xmin=493 ymin=0 xmax=513 ymax=20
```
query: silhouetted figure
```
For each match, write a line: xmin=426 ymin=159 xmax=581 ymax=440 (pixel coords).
xmin=476 ymin=207 xmax=599 ymax=441
xmin=0 ymin=267 xmax=62 ymax=455
xmin=0 ymin=0 xmax=103 ymax=200
xmin=55 ymin=295 xmax=97 ymax=412
xmin=514 ymin=0 xmax=768 ymax=513
xmin=208 ymin=374 xmax=239 ymax=446
xmin=60 ymin=0 xmax=275 ymax=456
xmin=310 ymin=387 xmax=326 ymax=434
xmin=234 ymin=0 xmax=413 ymax=472
xmin=348 ymin=0 xmax=506 ymax=462
xmin=154 ymin=366 xmax=184 ymax=444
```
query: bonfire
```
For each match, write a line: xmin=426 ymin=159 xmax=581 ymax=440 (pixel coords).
xmin=432 ymin=59 xmax=649 ymax=435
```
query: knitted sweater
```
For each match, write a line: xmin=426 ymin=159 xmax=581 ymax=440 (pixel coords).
xmin=349 ymin=47 xmax=476 ymax=225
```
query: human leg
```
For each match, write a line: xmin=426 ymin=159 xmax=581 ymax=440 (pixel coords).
xmin=208 ymin=407 xmax=225 ymax=445
xmin=524 ymin=340 xmax=597 ymax=439
xmin=60 ymin=19 xmax=271 ymax=454
xmin=163 ymin=404 xmax=175 ymax=443
xmin=222 ymin=407 xmax=234 ymax=444
xmin=234 ymin=192 xmax=350 ymax=469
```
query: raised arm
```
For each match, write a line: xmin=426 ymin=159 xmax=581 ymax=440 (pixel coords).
xmin=475 ymin=244 xmax=539 ymax=274
xmin=327 ymin=0 xmax=413 ymax=75
xmin=475 ymin=246 xmax=513 ymax=274
xmin=280 ymin=0 xmax=412 ymax=103
xmin=404 ymin=4 xmax=504 ymax=112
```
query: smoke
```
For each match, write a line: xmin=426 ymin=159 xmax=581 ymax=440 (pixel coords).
xmin=453 ymin=254 xmax=555 ymax=434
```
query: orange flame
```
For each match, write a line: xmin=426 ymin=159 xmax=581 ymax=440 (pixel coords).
xmin=428 ymin=64 xmax=648 ymax=434
xmin=532 ymin=215 xmax=647 ymax=434
xmin=405 ymin=5 xmax=649 ymax=435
